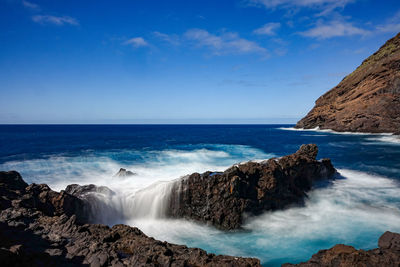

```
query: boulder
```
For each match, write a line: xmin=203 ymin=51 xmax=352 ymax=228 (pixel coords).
xmin=283 ymin=231 xmax=400 ymax=266
xmin=167 ymin=144 xmax=337 ymax=230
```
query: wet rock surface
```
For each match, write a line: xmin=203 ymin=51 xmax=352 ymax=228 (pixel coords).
xmin=296 ymin=32 xmax=400 ymax=133
xmin=283 ymin=231 xmax=400 ymax=267
xmin=0 ymin=171 xmax=261 ymax=267
xmin=167 ymin=144 xmax=337 ymax=230
xmin=114 ymin=168 xmax=136 ymax=177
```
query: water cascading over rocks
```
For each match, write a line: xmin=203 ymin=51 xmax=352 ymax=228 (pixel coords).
xmin=0 ymin=171 xmax=261 ymax=267
xmin=165 ymin=144 xmax=337 ymax=230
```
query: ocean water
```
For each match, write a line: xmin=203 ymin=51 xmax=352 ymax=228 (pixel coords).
xmin=1 ymin=124 xmax=400 ymax=266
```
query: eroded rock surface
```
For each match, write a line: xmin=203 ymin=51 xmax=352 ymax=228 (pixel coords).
xmin=283 ymin=231 xmax=400 ymax=267
xmin=167 ymin=144 xmax=337 ymax=230
xmin=296 ymin=32 xmax=400 ymax=133
xmin=0 ymin=171 xmax=261 ymax=267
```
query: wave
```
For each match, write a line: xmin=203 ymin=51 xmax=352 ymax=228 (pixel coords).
xmin=365 ymin=136 xmax=400 ymax=145
xmin=122 ymin=169 xmax=400 ymax=266
xmin=0 ymin=144 xmax=273 ymax=192
xmin=279 ymin=127 xmax=400 ymax=144
xmin=2 ymin=144 xmax=400 ymax=265
xmin=279 ymin=126 xmax=394 ymax=135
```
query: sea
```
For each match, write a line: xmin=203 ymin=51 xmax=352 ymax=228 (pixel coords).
xmin=1 ymin=124 xmax=400 ymax=266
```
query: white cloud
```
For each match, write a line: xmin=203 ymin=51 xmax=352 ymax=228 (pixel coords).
xmin=32 ymin=15 xmax=79 ymax=26
xmin=22 ymin=0 xmax=39 ymax=10
xmin=375 ymin=10 xmax=400 ymax=34
xmin=299 ymin=20 xmax=369 ymax=39
xmin=254 ymin=22 xmax=281 ymax=35
xmin=153 ymin=31 xmax=180 ymax=45
xmin=184 ymin=29 xmax=268 ymax=56
xmin=248 ymin=0 xmax=353 ymax=9
xmin=247 ymin=0 xmax=355 ymax=16
xmin=376 ymin=23 xmax=400 ymax=34
xmin=123 ymin=37 xmax=149 ymax=48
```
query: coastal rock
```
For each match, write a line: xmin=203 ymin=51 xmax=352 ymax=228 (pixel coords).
xmin=114 ymin=168 xmax=136 ymax=177
xmin=0 ymin=171 xmax=261 ymax=267
xmin=167 ymin=144 xmax=337 ymax=230
xmin=283 ymin=231 xmax=400 ymax=266
xmin=296 ymin=32 xmax=400 ymax=133
xmin=65 ymin=184 xmax=123 ymax=224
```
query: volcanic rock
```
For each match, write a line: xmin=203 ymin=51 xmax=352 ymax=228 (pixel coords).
xmin=167 ymin=144 xmax=337 ymax=230
xmin=114 ymin=168 xmax=136 ymax=177
xmin=296 ymin=32 xmax=400 ymax=133
xmin=283 ymin=231 xmax=400 ymax=266
xmin=0 ymin=171 xmax=261 ymax=267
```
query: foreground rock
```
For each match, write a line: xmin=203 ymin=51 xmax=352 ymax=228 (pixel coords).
xmin=167 ymin=144 xmax=337 ymax=230
xmin=283 ymin=231 xmax=400 ymax=266
xmin=296 ymin=32 xmax=400 ymax=133
xmin=0 ymin=171 xmax=261 ymax=267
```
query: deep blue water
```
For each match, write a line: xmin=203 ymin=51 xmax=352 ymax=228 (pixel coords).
xmin=1 ymin=124 xmax=400 ymax=266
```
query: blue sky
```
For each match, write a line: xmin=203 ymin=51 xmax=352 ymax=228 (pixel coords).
xmin=1 ymin=0 xmax=400 ymax=124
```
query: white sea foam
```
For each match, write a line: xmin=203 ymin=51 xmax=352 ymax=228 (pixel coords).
xmin=123 ymin=169 xmax=400 ymax=265
xmin=2 ymin=145 xmax=400 ymax=265
xmin=365 ymin=135 xmax=400 ymax=145
xmin=279 ymin=126 xmax=394 ymax=136
xmin=279 ymin=127 xmax=400 ymax=144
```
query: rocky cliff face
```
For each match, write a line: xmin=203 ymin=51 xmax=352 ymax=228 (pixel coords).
xmin=283 ymin=231 xmax=400 ymax=267
xmin=296 ymin=32 xmax=400 ymax=133
xmin=167 ymin=144 xmax=337 ymax=230
xmin=0 ymin=171 xmax=261 ymax=267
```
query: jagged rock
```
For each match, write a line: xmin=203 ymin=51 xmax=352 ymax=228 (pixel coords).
xmin=167 ymin=144 xmax=337 ymax=230
xmin=114 ymin=168 xmax=136 ymax=177
xmin=283 ymin=231 xmax=400 ymax=267
xmin=65 ymin=184 xmax=123 ymax=224
xmin=0 ymin=171 xmax=261 ymax=267
xmin=296 ymin=32 xmax=400 ymax=133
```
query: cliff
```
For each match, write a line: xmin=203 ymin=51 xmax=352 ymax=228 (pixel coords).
xmin=296 ymin=32 xmax=400 ymax=133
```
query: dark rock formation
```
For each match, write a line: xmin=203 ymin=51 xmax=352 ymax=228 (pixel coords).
xmin=65 ymin=184 xmax=123 ymax=225
xmin=296 ymin=32 xmax=400 ymax=133
xmin=283 ymin=231 xmax=400 ymax=267
xmin=114 ymin=168 xmax=136 ymax=177
xmin=167 ymin=144 xmax=337 ymax=230
xmin=0 ymin=171 xmax=261 ymax=267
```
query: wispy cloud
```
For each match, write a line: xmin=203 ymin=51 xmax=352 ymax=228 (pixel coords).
xmin=123 ymin=37 xmax=149 ymax=48
xmin=245 ymin=0 xmax=356 ymax=16
xmin=247 ymin=0 xmax=354 ymax=14
xmin=375 ymin=10 xmax=400 ymax=34
xmin=22 ymin=0 xmax=40 ymax=10
xmin=184 ymin=29 xmax=268 ymax=56
xmin=253 ymin=22 xmax=281 ymax=36
xmin=299 ymin=20 xmax=369 ymax=39
xmin=153 ymin=31 xmax=180 ymax=45
xmin=32 ymin=15 xmax=79 ymax=26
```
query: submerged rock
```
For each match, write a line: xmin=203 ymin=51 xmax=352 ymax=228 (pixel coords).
xmin=114 ymin=168 xmax=136 ymax=177
xmin=0 ymin=171 xmax=261 ymax=267
xmin=167 ymin=144 xmax=337 ymax=230
xmin=283 ymin=231 xmax=400 ymax=266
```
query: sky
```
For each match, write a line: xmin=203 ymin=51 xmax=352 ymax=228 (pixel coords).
xmin=1 ymin=0 xmax=400 ymax=124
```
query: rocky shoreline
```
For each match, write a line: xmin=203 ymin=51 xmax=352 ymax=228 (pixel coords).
xmin=166 ymin=144 xmax=336 ymax=230
xmin=1 ymin=145 xmax=400 ymax=266
xmin=296 ymin=32 xmax=400 ymax=134
xmin=283 ymin=231 xmax=400 ymax=267
xmin=0 ymin=171 xmax=261 ymax=267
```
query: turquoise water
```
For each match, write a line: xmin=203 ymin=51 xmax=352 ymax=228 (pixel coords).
xmin=0 ymin=125 xmax=399 ymax=266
